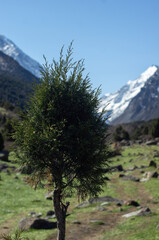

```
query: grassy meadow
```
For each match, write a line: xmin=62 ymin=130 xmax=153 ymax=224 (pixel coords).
xmin=1 ymin=144 xmax=159 ymax=239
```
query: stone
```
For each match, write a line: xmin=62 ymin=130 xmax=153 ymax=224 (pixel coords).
xmin=46 ymin=210 xmax=55 ymax=216
xmin=94 ymin=206 xmax=106 ymax=211
xmin=120 ymin=175 xmax=140 ymax=182
xmin=0 ymin=151 xmax=9 ymax=162
xmin=89 ymin=220 xmax=104 ymax=225
xmin=137 ymin=207 xmax=151 ymax=216
xmin=149 ymin=161 xmax=157 ymax=168
xmin=140 ymin=171 xmax=159 ymax=181
xmin=116 ymin=203 xmax=122 ymax=207
xmin=18 ymin=217 xmax=57 ymax=230
xmin=140 ymin=165 xmax=147 ymax=169
xmin=28 ymin=212 xmax=42 ymax=218
xmin=125 ymin=200 xmax=140 ymax=207
xmin=46 ymin=214 xmax=56 ymax=219
xmin=101 ymin=202 xmax=109 ymax=206
xmin=45 ymin=191 xmax=53 ymax=200
xmin=89 ymin=196 xmax=125 ymax=205
xmin=76 ymin=201 xmax=90 ymax=208
xmin=14 ymin=175 xmax=19 ymax=179
xmin=36 ymin=213 xmax=43 ymax=218
xmin=128 ymin=166 xmax=138 ymax=171
xmin=145 ymin=140 xmax=157 ymax=146
xmin=140 ymin=178 xmax=149 ymax=182
xmin=28 ymin=211 xmax=36 ymax=216
xmin=76 ymin=196 xmax=125 ymax=208
xmin=119 ymin=174 xmax=125 ymax=178
xmin=72 ymin=220 xmax=81 ymax=224
xmin=46 ymin=210 xmax=56 ymax=219
xmin=149 ymin=171 xmax=159 ymax=178
xmin=146 ymin=171 xmax=159 ymax=179
xmin=104 ymin=176 xmax=110 ymax=181
xmin=104 ymin=164 xmax=124 ymax=173
xmin=122 ymin=207 xmax=151 ymax=218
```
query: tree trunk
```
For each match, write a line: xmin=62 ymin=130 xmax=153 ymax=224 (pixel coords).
xmin=53 ymin=189 xmax=69 ymax=240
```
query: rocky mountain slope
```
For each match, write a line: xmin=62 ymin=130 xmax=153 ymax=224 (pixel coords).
xmin=0 ymin=50 xmax=39 ymax=108
xmin=100 ymin=65 xmax=159 ymax=125
xmin=0 ymin=35 xmax=41 ymax=77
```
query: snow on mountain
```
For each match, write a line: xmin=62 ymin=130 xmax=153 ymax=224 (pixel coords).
xmin=0 ymin=34 xmax=41 ymax=78
xmin=99 ymin=65 xmax=158 ymax=122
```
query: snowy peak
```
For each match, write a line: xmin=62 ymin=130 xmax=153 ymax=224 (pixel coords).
xmin=127 ymin=65 xmax=158 ymax=86
xmin=100 ymin=65 xmax=158 ymax=122
xmin=0 ymin=34 xmax=41 ymax=78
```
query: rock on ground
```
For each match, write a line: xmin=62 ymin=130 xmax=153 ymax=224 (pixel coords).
xmin=122 ymin=207 xmax=151 ymax=218
xmin=18 ymin=217 xmax=57 ymax=230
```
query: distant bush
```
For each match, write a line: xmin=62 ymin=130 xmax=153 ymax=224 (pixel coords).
xmin=149 ymin=119 xmax=159 ymax=138
xmin=113 ymin=126 xmax=129 ymax=141
xmin=131 ymin=128 xmax=141 ymax=140
xmin=2 ymin=119 xmax=17 ymax=141
xmin=0 ymin=132 xmax=4 ymax=151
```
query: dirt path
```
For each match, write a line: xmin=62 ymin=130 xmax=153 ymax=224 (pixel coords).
xmin=0 ymin=213 xmax=25 ymax=239
xmin=66 ymin=212 xmax=122 ymax=240
xmin=0 ymin=219 xmax=15 ymax=239
xmin=47 ymin=211 xmax=123 ymax=240
xmin=59 ymin=175 xmax=155 ymax=240
xmin=47 ymin=177 xmax=153 ymax=240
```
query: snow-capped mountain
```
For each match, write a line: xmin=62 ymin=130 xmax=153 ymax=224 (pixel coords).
xmin=0 ymin=35 xmax=41 ymax=78
xmin=100 ymin=65 xmax=159 ymax=124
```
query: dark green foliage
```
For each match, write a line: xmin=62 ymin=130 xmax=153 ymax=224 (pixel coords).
xmin=149 ymin=119 xmax=159 ymax=138
xmin=131 ymin=128 xmax=141 ymax=140
xmin=14 ymin=43 xmax=108 ymax=199
xmin=2 ymin=119 xmax=17 ymax=141
xmin=0 ymin=75 xmax=32 ymax=109
xmin=15 ymin=43 xmax=107 ymax=199
xmin=113 ymin=126 xmax=129 ymax=141
xmin=0 ymin=132 xmax=4 ymax=151
xmin=130 ymin=119 xmax=159 ymax=140
xmin=14 ymin=43 xmax=109 ymax=239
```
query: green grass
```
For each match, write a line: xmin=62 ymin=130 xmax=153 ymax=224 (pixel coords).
xmin=0 ymin=172 xmax=52 ymax=224
xmin=101 ymin=215 xmax=159 ymax=240
xmin=0 ymin=157 xmax=57 ymax=240
xmin=142 ymin=179 xmax=159 ymax=201
xmin=1 ymin=144 xmax=159 ymax=240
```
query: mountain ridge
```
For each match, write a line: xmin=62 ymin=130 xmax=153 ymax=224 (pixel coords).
xmin=0 ymin=50 xmax=39 ymax=108
xmin=100 ymin=65 xmax=159 ymax=124
xmin=0 ymin=35 xmax=41 ymax=78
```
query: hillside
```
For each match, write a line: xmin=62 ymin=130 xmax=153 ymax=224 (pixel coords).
xmin=112 ymin=69 xmax=159 ymax=124
xmin=100 ymin=65 xmax=159 ymax=125
xmin=0 ymin=51 xmax=39 ymax=109
xmin=0 ymin=34 xmax=41 ymax=78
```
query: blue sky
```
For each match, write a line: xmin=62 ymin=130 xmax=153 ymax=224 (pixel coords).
xmin=0 ymin=0 xmax=159 ymax=95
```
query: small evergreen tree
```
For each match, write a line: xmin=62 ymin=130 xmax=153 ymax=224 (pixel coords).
xmin=149 ymin=119 xmax=159 ymax=138
xmin=0 ymin=132 xmax=4 ymax=151
xmin=113 ymin=125 xmax=129 ymax=141
xmin=14 ymin=43 xmax=109 ymax=240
